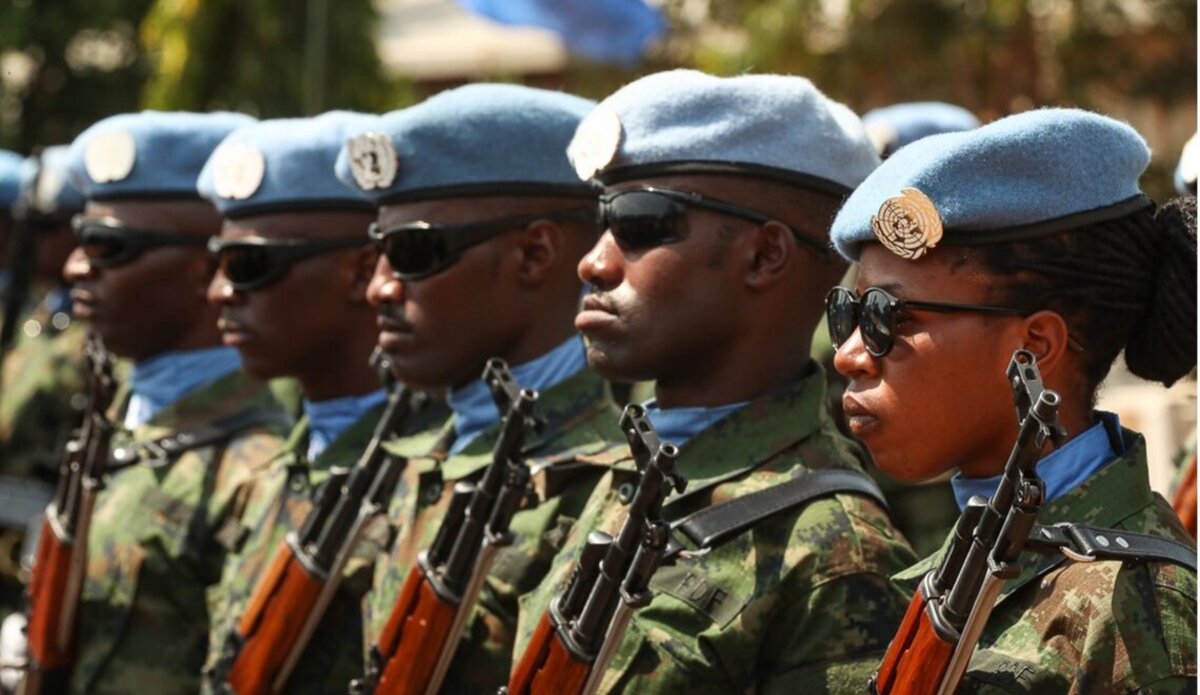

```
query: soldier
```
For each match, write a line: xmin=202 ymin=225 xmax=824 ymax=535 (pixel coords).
xmin=1 ymin=147 xmax=91 ymax=482
xmin=0 ymin=150 xmax=20 ymax=275
xmin=513 ymin=70 xmax=917 ymax=693
xmin=197 ymin=111 xmax=445 ymax=691
xmin=54 ymin=111 xmax=293 ymax=692
xmin=828 ymin=108 xmax=1197 ymax=692
xmin=333 ymin=83 xmax=626 ymax=690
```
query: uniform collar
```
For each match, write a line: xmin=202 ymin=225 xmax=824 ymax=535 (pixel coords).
xmin=446 ymin=335 xmax=588 ymax=454
xmin=951 ymin=411 xmax=1123 ymax=511
xmin=124 ymin=346 xmax=242 ymax=429
xmin=303 ymin=389 xmax=388 ymax=460
xmin=641 ymin=399 xmax=749 ymax=447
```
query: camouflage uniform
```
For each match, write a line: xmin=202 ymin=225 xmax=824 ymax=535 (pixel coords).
xmin=0 ymin=298 xmax=88 ymax=479
xmin=893 ymin=429 xmax=1198 ymax=694
xmin=513 ymin=363 xmax=918 ymax=694
xmin=363 ymin=368 xmax=624 ymax=691
xmin=72 ymin=370 xmax=291 ymax=693
xmin=201 ymin=395 xmax=449 ymax=693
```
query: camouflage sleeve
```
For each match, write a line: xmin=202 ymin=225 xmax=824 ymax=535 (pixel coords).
xmin=1133 ymin=676 xmax=1200 ymax=694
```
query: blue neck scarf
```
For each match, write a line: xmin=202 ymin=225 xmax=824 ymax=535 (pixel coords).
xmin=642 ymin=399 xmax=750 ymax=447
xmin=124 ymin=346 xmax=243 ymax=429
xmin=447 ymin=336 xmax=588 ymax=454
xmin=304 ymin=389 xmax=388 ymax=461
xmin=952 ymin=411 xmax=1123 ymax=511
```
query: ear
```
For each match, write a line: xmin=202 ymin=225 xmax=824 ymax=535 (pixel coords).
xmin=744 ymin=221 xmax=792 ymax=290
xmin=346 ymin=245 xmax=380 ymax=302
xmin=1017 ymin=310 xmax=1074 ymax=378
xmin=514 ymin=219 xmax=562 ymax=286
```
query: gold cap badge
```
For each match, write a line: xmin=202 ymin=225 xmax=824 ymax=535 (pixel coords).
xmin=84 ymin=130 xmax=137 ymax=184
xmin=210 ymin=143 xmax=265 ymax=200
xmin=568 ymin=106 xmax=623 ymax=181
xmin=346 ymin=132 xmax=398 ymax=191
xmin=871 ymin=188 xmax=943 ymax=260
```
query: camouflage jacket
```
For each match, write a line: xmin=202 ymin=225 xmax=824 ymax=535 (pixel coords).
xmin=363 ymin=367 xmax=624 ymax=691
xmin=513 ymin=363 xmax=918 ymax=694
xmin=893 ymin=428 xmax=1198 ymax=695
xmin=71 ymin=370 xmax=292 ymax=694
xmin=201 ymin=392 xmax=448 ymax=693
xmin=0 ymin=299 xmax=88 ymax=479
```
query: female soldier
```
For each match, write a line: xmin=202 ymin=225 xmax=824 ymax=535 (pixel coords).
xmin=827 ymin=108 xmax=1197 ymax=694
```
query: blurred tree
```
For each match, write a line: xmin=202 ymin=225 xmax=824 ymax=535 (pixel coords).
xmin=0 ymin=0 xmax=156 ymax=151
xmin=140 ymin=0 xmax=392 ymax=116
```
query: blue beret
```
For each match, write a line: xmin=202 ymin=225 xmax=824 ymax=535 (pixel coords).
xmin=567 ymin=69 xmax=879 ymax=193
xmin=20 ymin=146 xmax=86 ymax=218
xmin=831 ymin=108 xmax=1152 ymax=261
xmin=198 ymin=111 xmax=377 ymax=219
xmin=1175 ymin=131 xmax=1197 ymax=196
xmin=862 ymin=102 xmax=981 ymax=157
xmin=335 ymin=84 xmax=596 ymax=204
xmin=67 ymin=111 xmax=256 ymax=202
xmin=0 ymin=150 xmax=23 ymax=211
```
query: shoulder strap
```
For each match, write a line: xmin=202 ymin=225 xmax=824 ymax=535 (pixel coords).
xmin=112 ymin=406 xmax=292 ymax=468
xmin=1027 ymin=523 xmax=1197 ymax=573
xmin=672 ymin=468 xmax=889 ymax=551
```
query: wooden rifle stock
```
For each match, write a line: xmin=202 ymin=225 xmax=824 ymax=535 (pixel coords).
xmin=367 ymin=359 xmax=540 ymax=695
xmin=870 ymin=350 xmax=1063 ymax=695
xmin=215 ymin=353 xmax=418 ymax=694
xmin=504 ymin=406 xmax=681 ymax=695
xmin=23 ymin=334 xmax=115 ymax=694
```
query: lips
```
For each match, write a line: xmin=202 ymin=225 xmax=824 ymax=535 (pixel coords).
xmin=70 ymin=288 xmax=97 ymax=319
xmin=217 ymin=315 xmax=252 ymax=347
xmin=377 ymin=309 xmax=416 ymax=351
xmin=576 ymin=293 xmax=619 ymax=333
xmin=841 ymin=392 xmax=880 ymax=435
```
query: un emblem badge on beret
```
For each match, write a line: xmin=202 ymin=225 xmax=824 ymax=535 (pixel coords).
xmin=871 ymin=188 xmax=943 ymax=260
xmin=346 ymin=132 xmax=398 ymax=191
xmin=210 ymin=143 xmax=265 ymax=200
xmin=568 ymin=106 xmax=622 ymax=181
xmin=84 ymin=130 xmax=137 ymax=184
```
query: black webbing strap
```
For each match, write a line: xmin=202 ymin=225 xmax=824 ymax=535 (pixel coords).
xmin=111 ymin=406 xmax=293 ymax=469
xmin=1026 ymin=523 xmax=1197 ymax=572
xmin=672 ymin=468 xmax=888 ymax=551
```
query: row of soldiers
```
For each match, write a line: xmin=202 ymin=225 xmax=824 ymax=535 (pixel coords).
xmin=0 ymin=69 xmax=1194 ymax=694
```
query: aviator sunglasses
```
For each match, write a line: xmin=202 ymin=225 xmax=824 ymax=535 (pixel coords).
xmin=369 ymin=207 xmax=596 ymax=281
xmin=598 ymin=187 xmax=832 ymax=257
xmin=72 ymin=215 xmax=208 ymax=268
xmin=207 ymin=236 xmax=370 ymax=292
xmin=825 ymin=286 xmax=1028 ymax=357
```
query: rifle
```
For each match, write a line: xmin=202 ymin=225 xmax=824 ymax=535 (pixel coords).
xmin=363 ymin=358 xmax=540 ymax=695
xmin=214 ymin=349 xmax=419 ymax=694
xmin=504 ymin=403 xmax=683 ymax=695
xmin=870 ymin=349 xmax=1065 ymax=695
xmin=21 ymin=332 xmax=116 ymax=694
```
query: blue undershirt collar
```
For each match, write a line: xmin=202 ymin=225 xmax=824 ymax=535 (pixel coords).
xmin=642 ymin=399 xmax=750 ymax=447
xmin=304 ymin=389 xmax=388 ymax=460
xmin=447 ymin=335 xmax=588 ymax=455
xmin=951 ymin=411 xmax=1123 ymax=511
xmin=124 ymin=346 xmax=243 ymax=430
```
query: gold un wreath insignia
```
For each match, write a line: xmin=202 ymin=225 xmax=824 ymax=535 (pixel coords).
xmin=871 ymin=187 xmax=943 ymax=260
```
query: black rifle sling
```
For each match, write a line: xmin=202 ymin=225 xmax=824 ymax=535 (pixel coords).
xmin=673 ymin=468 xmax=888 ymax=551
xmin=1027 ymin=523 xmax=1197 ymax=572
xmin=111 ymin=406 xmax=293 ymax=469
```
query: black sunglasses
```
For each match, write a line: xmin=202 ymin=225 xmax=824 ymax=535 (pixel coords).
xmin=369 ymin=208 xmax=595 ymax=281
xmin=598 ymin=187 xmax=832 ymax=258
xmin=826 ymin=286 xmax=1028 ymax=357
xmin=71 ymin=215 xmax=208 ymax=268
xmin=208 ymin=236 xmax=370 ymax=292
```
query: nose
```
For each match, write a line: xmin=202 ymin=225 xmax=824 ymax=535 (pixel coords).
xmin=366 ymin=255 xmax=406 ymax=307
xmin=206 ymin=267 xmax=244 ymax=307
xmin=577 ymin=231 xmax=624 ymax=292
xmin=832 ymin=325 xmax=881 ymax=380
xmin=62 ymin=246 xmax=95 ymax=284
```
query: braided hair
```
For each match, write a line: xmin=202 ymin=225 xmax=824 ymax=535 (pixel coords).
xmin=973 ymin=196 xmax=1197 ymax=399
